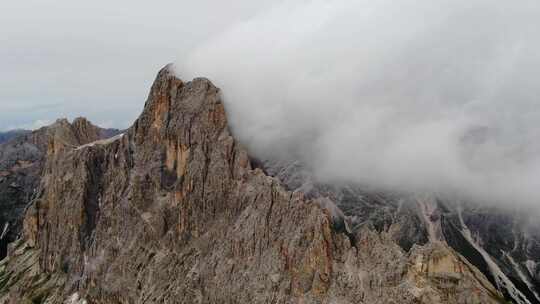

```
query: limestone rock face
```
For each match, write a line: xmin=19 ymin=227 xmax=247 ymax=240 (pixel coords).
xmin=0 ymin=118 xmax=119 ymax=259
xmin=0 ymin=66 xmax=504 ymax=303
xmin=264 ymin=159 xmax=540 ymax=304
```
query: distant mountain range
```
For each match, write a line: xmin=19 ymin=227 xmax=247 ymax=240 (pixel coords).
xmin=0 ymin=130 xmax=31 ymax=144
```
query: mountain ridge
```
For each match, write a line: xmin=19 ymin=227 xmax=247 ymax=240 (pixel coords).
xmin=0 ymin=65 xmax=529 ymax=304
xmin=0 ymin=117 xmax=120 ymax=260
xmin=263 ymin=159 xmax=540 ymax=304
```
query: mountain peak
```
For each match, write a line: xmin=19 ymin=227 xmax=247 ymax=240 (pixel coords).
xmin=133 ymin=65 xmax=226 ymax=149
xmin=0 ymin=67 xmax=510 ymax=304
xmin=43 ymin=117 xmax=113 ymax=155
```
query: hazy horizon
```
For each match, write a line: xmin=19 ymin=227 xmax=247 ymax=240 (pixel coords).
xmin=0 ymin=1 xmax=276 ymax=131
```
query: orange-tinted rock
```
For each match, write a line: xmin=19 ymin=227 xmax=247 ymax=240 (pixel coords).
xmin=0 ymin=66 xmax=503 ymax=304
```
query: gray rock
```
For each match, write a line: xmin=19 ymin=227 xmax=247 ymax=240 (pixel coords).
xmin=0 ymin=66 xmax=503 ymax=304
xmin=263 ymin=160 xmax=540 ymax=304
xmin=0 ymin=118 xmax=120 ymax=259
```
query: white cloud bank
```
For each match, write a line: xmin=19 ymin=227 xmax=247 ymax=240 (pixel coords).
xmin=175 ymin=0 xmax=540 ymax=207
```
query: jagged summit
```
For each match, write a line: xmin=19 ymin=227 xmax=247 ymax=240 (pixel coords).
xmin=0 ymin=66 xmax=506 ymax=303
xmin=0 ymin=118 xmax=120 ymax=262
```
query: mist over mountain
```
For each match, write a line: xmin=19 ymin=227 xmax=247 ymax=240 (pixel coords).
xmin=0 ymin=66 xmax=519 ymax=304
xmin=175 ymin=0 xmax=540 ymax=208
xmin=1 ymin=1 xmax=539 ymax=303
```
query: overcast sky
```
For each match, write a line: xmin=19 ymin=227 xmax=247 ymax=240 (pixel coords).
xmin=2 ymin=0 xmax=540 ymax=206
xmin=175 ymin=0 xmax=540 ymax=206
xmin=0 ymin=0 xmax=274 ymax=130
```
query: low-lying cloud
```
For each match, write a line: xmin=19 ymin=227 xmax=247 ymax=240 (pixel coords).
xmin=175 ymin=0 xmax=540 ymax=207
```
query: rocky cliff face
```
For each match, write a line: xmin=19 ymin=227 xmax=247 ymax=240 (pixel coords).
xmin=264 ymin=160 xmax=540 ymax=304
xmin=0 ymin=118 xmax=119 ymax=259
xmin=0 ymin=66 xmax=507 ymax=303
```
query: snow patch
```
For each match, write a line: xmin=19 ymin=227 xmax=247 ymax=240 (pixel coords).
xmin=0 ymin=223 xmax=9 ymax=239
xmin=506 ymin=254 xmax=540 ymax=302
xmin=65 ymin=293 xmax=87 ymax=304
xmin=75 ymin=133 xmax=124 ymax=151
xmin=416 ymin=195 xmax=443 ymax=243
xmin=457 ymin=208 xmax=532 ymax=304
xmin=526 ymin=260 xmax=537 ymax=277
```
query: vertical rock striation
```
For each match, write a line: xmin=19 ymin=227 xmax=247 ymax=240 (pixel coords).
xmin=0 ymin=118 xmax=119 ymax=259
xmin=0 ymin=66 xmax=505 ymax=303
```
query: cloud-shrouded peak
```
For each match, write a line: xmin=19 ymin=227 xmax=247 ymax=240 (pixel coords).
xmin=175 ymin=0 xmax=540 ymax=207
